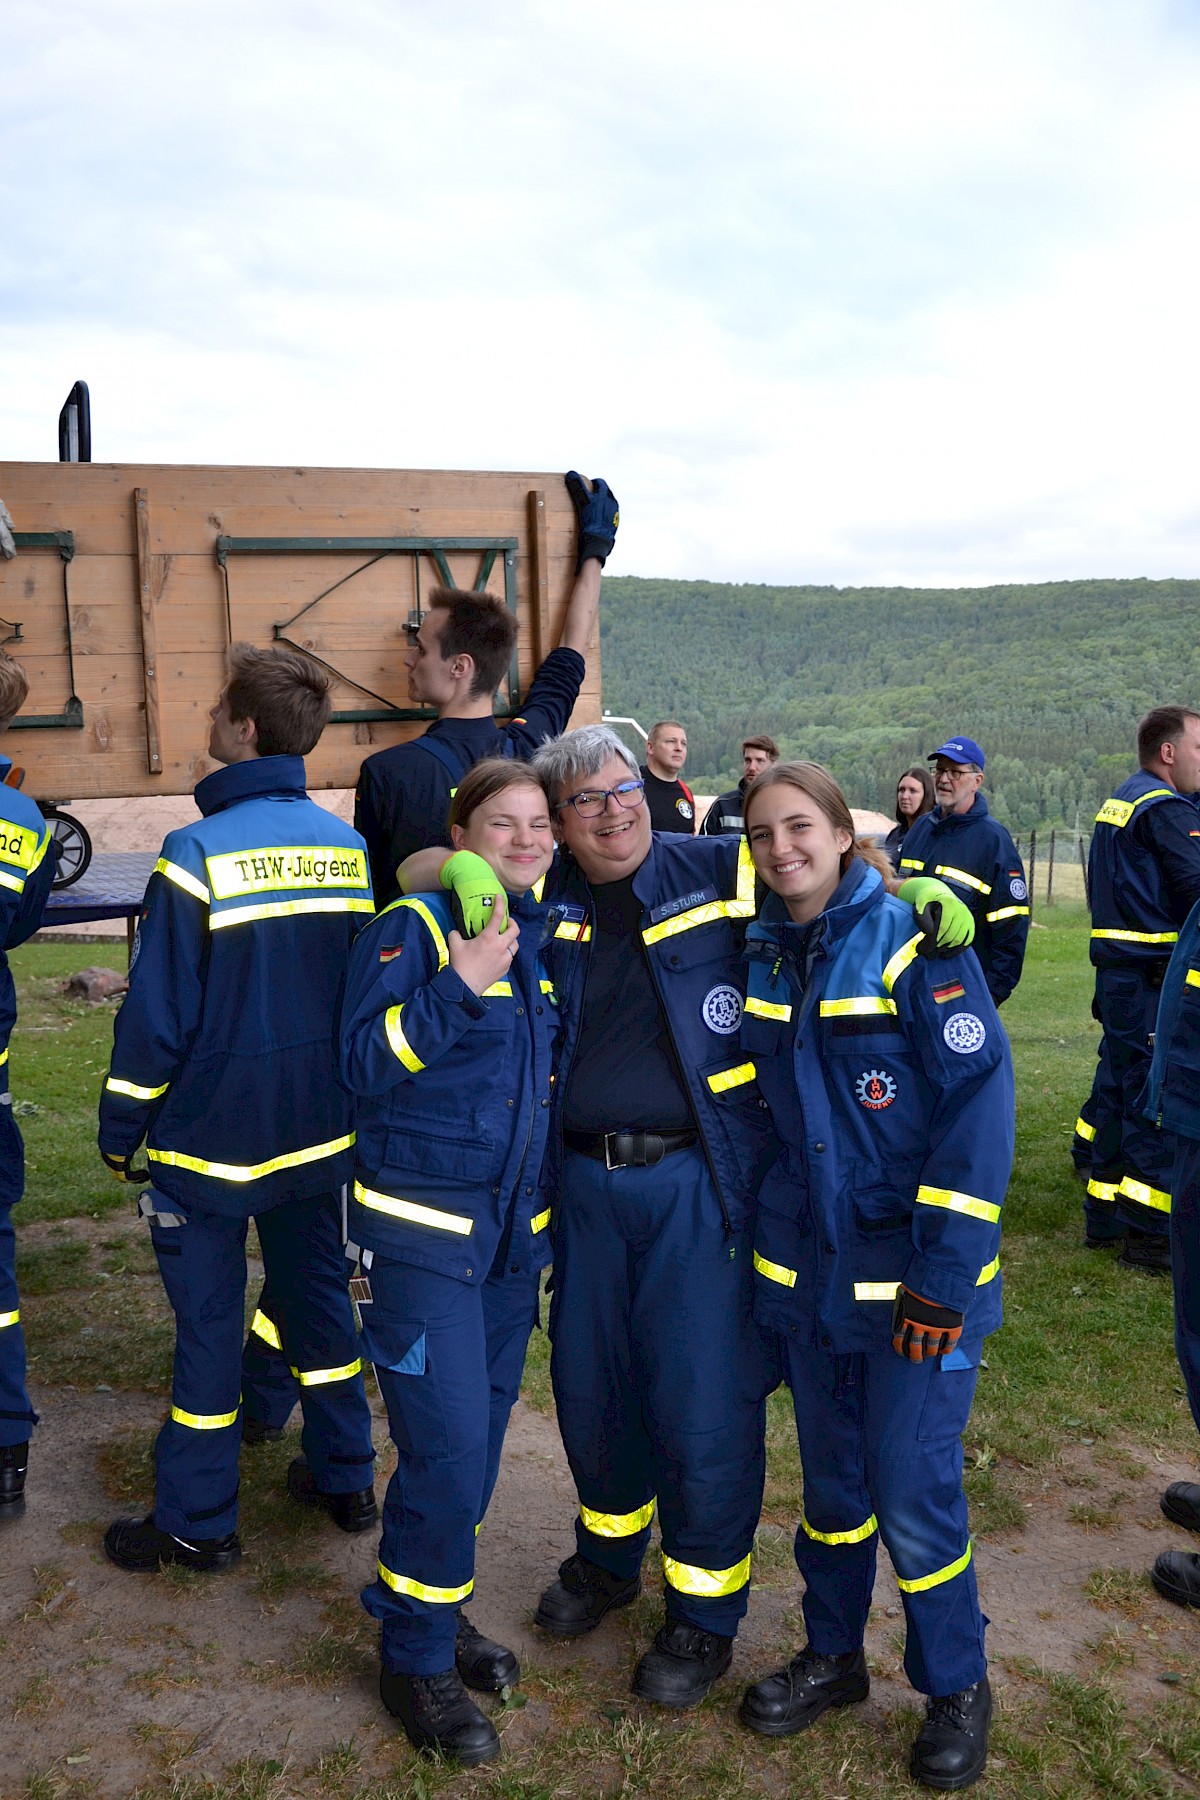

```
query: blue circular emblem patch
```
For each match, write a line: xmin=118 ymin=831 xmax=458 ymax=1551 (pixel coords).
xmin=943 ymin=1011 xmax=987 ymax=1054
xmin=702 ymin=984 xmax=742 ymax=1035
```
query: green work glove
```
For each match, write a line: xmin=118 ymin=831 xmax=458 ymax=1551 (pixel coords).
xmin=440 ymin=850 xmax=508 ymax=936
xmin=897 ymin=876 xmax=974 ymax=959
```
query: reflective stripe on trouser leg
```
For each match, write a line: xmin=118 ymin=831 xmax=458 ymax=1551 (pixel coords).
xmin=550 ymin=1148 xmax=769 ymax=1635
xmin=1171 ymin=1139 xmax=1200 ymax=1439
xmin=0 ymin=1204 xmax=37 ymax=1446
xmin=254 ymin=1193 xmax=375 ymax=1493
xmin=148 ymin=1203 xmax=247 ymax=1540
xmin=1094 ymin=965 xmax=1172 ymax=1241
xmin=359 ymin=1259 xmax=490 ymax=1677
xmin=240 ymin=1288 xmax=301 ymax=1433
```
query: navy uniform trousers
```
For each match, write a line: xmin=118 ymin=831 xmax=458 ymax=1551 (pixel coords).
xmin=1086 ymin=965 xmax=1174 ymax=1244
xmin=549 ymin=1145 xmax=774 ymax=1639
xmin=779 ymin=1335 xmax=987 ymax=1698
xmin=146 ymin=1187 xmax=375 ymax=1541
xmin=0 ymin=1070 xmax=37 ymax=1449
xmin=1170 ymin=1138 xmax=1200 ymax=1438
xmin=357 ymin=1241 xmax=540 ymax=1676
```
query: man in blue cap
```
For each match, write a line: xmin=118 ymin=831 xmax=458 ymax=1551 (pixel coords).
xmin=897 ymin=736 xmax=1030 ymax=1009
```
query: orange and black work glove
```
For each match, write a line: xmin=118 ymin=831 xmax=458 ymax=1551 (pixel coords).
xmin=891 ymin=1287 xmax=964 ymax=1363
xmin=101 ymin=1148 xmax=150 ymax=1184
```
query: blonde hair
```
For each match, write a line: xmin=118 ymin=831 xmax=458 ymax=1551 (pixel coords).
xmin=744 ymin=761 xmax=880 ymax=877
xmin=0 ymin=653 xmax=29 ymax=731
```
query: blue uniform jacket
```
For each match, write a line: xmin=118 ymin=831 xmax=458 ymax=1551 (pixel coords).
xmin=898 ymin=794 xmax=1029 ymax=1005
xmin=1088 ymin=770 xmax=1200 ymax=969
xmin=542 ymin=834 xmax=778 ymax=1231
xmin=1144 ymin=896 xmax=1200 ymax=1143
xmin=341 ymin=887 xmax=559 ymax=1285
xmin=743 ymin=861 xmax=1015 ymax=1357
xmin=0 ymin=761 xmax=56 ymax=1208
xmin=98 ymin=757 xmax=374 ymax=1217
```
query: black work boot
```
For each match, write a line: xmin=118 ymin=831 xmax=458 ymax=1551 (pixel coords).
xmin=0 ymin=1441 xmax=29 ymax=1523
xmin=534 ymin=1552 xmax=641 ymax=1637
xmin=287 ymin=1456 xmax=378 ymax=1533
xmin=379 ymin=1666 xmax=500 ymax=1766
xmin=632 ymin=1618 xmax=734 ymax=1708
xmin=910 ymin=1677 xmax=992 ymax=1790
xmin=240 ymin=1415 xmax=283 ymax=1447
xmin=1152 ymin=1548 xmax=1200 ymax=1607
xmin=739 ymin=1644 xmax=869 ymax=1736
xmin=1161 ymin=1482 xmax=1200 ymax=1534
xmin=1118 ymin=1234 xmax=1170 ymax=1274
xmin=104 ymin=1515 xmax=242 ymax=1573
xmin=455 ymin=1609 xmax=520 ymax=1691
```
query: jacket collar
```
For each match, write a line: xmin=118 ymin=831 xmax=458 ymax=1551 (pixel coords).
xmin=194 ymin=755 xmax=308 ymax=818
xmin=934 ymin=792 xmax=990 ymax=828
xmin=747 ymin=858 xmax=884 ymax=958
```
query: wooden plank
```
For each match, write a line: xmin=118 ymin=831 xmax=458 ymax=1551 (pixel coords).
xmin=133 ymin=489 xmax=164 ymax=774
xmin=528 ymin=490 xmax=551 ymax=667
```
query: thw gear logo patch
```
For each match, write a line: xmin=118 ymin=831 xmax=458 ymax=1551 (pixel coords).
xmin=856 ymin=1068 xmax=897 ymax=1110
xmin=943 ymin=1011 xmax=987 ymax=1054
xmin=702 ymin=984 xmax=743 ymax=1035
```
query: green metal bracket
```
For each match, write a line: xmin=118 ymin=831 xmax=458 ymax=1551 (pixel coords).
xmin=5 ymin=532 xmax=83 ymax=729
xmin=215 ymin=534 xmax=523 ymax=724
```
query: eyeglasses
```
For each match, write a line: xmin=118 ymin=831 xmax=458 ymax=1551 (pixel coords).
xmin=935 ymin=764 xmax=976 ymax=782
xmin=555 ymin=779 xmax=646 ymax=818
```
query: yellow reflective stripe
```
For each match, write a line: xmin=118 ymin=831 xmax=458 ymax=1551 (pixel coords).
xmin=172 ymin=1405 xmax=239 ymax=1430
xmin=581 ymin=1500 xmax=656 ymax=1538
xmin=481 ymin=980 xmax=513 ymax=998
xmin=899 ymin=858 xmax=924 ymax=870
xmin=0 ymin=1046 xmax=9 ymax=1066
xmin=147 ymin=1132 xmax=353 ymax=1183
xmin=897 ymin=1542 xmax=973 ymax=1594
xmin=395 ymin=897 xmax=450 ymax=969
xmin=735 ymin=836 xmax=756 ymax=904
xmin=976 ymin=1254 xmax=1000 ymax=1286
xmin=0 ymin=820 xmax=48 ymax=873
xmin=706 ymin=1061 xmax=757 ymax=1094
xmin=1095 ymin=788 xmax=1174 ymax=828
xmin=293 ymin=1358 xmax=363 ymax=1387
xmin=819 ymin=995 xmax=897 ymax=1017
xmin=1087 ymin=1177 xmax=1120 ymax=1202
xmin=1074 ymin=1116 xmax=1096 ymax=1142
xmin=934 ymin=865 xmax=991 ymax=895
xmin=915 ymin=1184 xmax=1001 ymax=1224
xmin=754 ymin=1249 xmax=797 ymax=1288
xmin=745 ymin=994 xmax=792 ymax=1021
xmin=206 ymin=845 xmax=369 ymax=900
xmin=376 ymin=1560 xmax=473 ymax=1605
xmin=354 ymin=1181 xmax=473 ymax=1236
xmin=642 ymin=899 xmax=753 ymax=945
xmin=251 ymin=1309 xmax=282 ymax=1350
xmin=540 ymin=978 xmax=557 ymax=999
xmin=882 ymin=933 xmax=923 ymax=994
xmin=554 ymin=920 xmax=592 ymax=942
xmin=1118 ymin=1176 xmax=1171 ymax=1214
xmin=384 ymin=1003 xmax=425 ymax=1073
xmin=155 ymin=857 xmax=211 ymax=904
xmin=801 ymin=1510 xmax=878 ymax=1546
xmin=106 ymin=1075 xmax=170 ymax=1101
xmin=1186 ymin=970 xmax=1200 ymax=990
xmin=0 ymin=1308 xmax=19 ymax=1328
xmin=210 ymin=896 xmax=374 ymax=931
xmin=532 ymin=874 xmax=545 ymax=902
xmin=1091 ymin=928 xmax=1178 ymax=944
xmin=662 ymin=1552 xmax=751 ymax=1597
xmin=854 ymin=1281 xmax=900 ymax=1301
xmin=985 ymin=906 xmax=1030 ymax=923
xmin=0 ymin=868 xmax=25 ymax=893
xmin=530 ymin=1207 xmax=551 ymax=1233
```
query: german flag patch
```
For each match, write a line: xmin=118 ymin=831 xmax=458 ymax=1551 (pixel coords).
xmin=932 ymin=979 xmax=966 ymax=1005
xmin=379 ymin=945 xmax=403 ymax=963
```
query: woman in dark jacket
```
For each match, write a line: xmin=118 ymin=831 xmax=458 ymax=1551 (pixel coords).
xmin=883 ymin=766 xmax=936 ymax=871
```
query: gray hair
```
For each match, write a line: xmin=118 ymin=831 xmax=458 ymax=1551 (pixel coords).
xmin=532 ymin=723 xmax=640 ymax=802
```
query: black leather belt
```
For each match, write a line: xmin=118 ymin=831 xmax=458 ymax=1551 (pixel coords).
xmin=563 ymin=1128 xmax=698 ymax=1170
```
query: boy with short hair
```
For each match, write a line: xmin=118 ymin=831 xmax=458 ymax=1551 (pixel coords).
xmin=0 ymin=653 xmax=56 ymax=1522
xmin=100 ymin=643 xmax=378 ymax=1571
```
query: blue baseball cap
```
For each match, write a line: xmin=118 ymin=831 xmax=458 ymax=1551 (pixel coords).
xmin=928 ymin=736 xmax=985 ymax=771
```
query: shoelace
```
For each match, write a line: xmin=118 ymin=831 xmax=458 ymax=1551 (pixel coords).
xmin=925 ymin=1691 xmax=973 ymax=1729
xmin=417 ymin=1669 xmax=469 ymax=1718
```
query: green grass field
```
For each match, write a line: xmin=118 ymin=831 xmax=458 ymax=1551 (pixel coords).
xmin=8 ymin=915 xmax=1200 ymax=1799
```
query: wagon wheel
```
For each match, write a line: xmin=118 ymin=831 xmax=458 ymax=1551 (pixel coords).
xmin=44 ymin=807 xmax=93 ymax=889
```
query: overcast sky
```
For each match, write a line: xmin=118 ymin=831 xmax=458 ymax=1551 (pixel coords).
xmin=4 ymin=0 xmax=1200 ymax=587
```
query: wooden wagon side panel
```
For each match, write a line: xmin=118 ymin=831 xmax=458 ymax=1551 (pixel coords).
xmin=0 ymin=463 xmax=596 ymax=802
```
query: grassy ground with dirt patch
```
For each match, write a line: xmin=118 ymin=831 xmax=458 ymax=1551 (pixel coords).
xmin=6 ymin=917 xmax=1200 ymax=1799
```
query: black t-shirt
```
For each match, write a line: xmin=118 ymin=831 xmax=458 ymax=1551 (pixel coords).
xmin=560 ymin=875 xmax=694 ymax=1133
xmin=354 ymin=647 xmax=585 ymax=904
xmin=639 ymin=766 xmax=696 ymax=835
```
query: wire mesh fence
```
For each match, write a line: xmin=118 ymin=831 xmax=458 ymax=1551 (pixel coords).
xmin=1011 ymin=828 xmax=1091 ymax=910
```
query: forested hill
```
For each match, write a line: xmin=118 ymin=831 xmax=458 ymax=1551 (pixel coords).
xmin=598 ymin=575 xmax=1200 ymax=832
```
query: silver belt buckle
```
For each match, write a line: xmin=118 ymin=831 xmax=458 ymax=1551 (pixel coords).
xmin=604 ymin=1133 xmax=628 ymax=1171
